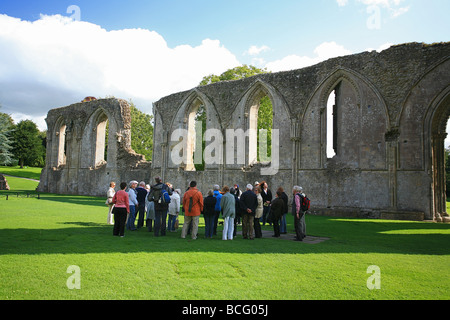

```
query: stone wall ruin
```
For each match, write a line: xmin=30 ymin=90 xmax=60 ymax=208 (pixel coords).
xmin=38 ymin=42 xmax=450 ymax=221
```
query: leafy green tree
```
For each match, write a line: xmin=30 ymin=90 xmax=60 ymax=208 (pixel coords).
xmin=11 ymin=120 xmax=46 ymax=168
xmin=0 ymin=110 xmax=15 ymax=166
xmin=258 ymin=96 xmax=273 ymax=161
xmin=200 ymin=65 xmax=268 ymax=85
xmin=129 ymin=101 xmax=154 ymax=162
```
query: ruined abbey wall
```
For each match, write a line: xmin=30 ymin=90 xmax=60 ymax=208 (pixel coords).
xmin=38 ymin=42 xmax=450 ymax=221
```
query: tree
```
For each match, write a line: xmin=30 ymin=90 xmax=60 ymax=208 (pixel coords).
xmin=11 ymin=120 xmax=45 ymax=168
xmin=199 ymin=65 xmax=269 ymax=86
xmin=199 ymin=65 xmax=273 ymax=162
xmin=129 ymin=101 xmax=154 ymax=162
xmin=0 ymin=109 xmax=15 ymax=166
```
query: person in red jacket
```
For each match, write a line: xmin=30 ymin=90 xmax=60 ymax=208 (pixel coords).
xmin=112 ymin=182 xmax=130 ymax=237
xmin=181 ymin=181 xmax=204 ymax=240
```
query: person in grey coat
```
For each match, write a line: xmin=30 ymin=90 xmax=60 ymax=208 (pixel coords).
xmin=220 ymin=186 xmax=236 ymax=240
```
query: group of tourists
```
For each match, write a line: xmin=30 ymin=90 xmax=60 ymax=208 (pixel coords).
xmin=106 ymin=176 xmax=308 ymax=242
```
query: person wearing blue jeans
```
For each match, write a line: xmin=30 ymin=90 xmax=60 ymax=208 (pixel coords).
xmin=212 ymin=185 xmax=222 ymax=235
xmin=154 ymin=209 xmax=168 ymax=236
xmin=126 ymin=181 xmax=139 ymax=231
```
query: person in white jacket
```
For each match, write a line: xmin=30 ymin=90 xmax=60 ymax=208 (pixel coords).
xmin=106 ymin=182 xmax=116 ymax=225
xmin=167 ymin=189 xmax=181 ymax=232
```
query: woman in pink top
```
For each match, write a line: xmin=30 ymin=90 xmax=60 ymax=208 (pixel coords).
xmin=112 ymin=182 xmax=130 ymax=237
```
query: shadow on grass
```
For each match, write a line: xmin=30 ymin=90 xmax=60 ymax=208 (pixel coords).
xmin=0 ymin=217 xmax=449 ymax=256
xmin=39 ymin=195 xmax=107 ymax=208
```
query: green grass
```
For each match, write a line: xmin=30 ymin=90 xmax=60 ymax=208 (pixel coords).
xmin=0 ymin=166 xmax=43 ymax=181
xmin=0 ymin=170 xmax=449 ymax=300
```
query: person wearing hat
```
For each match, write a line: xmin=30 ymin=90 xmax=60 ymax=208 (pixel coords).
xmin=126 ymin=180 xmax=139 ymax=231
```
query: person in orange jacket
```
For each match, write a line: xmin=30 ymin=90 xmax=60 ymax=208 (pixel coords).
xmin=181 ymin=181 xmax=204 ymax=240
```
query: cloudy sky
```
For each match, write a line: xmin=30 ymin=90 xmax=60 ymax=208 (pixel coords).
xmin=0 ymin=0 xmax=449 ymax=136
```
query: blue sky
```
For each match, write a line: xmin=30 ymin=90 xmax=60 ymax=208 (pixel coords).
xmin=0 ymin=0 xmax=449 ymax=131
xmin=2 ymin=0 xmax=449 ymax=63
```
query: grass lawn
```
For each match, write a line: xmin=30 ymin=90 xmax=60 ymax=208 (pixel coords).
xmin=0 ymin=166 xmax=42 ymax=181
xmin=0 ymin=172 xmax=449 ymax=300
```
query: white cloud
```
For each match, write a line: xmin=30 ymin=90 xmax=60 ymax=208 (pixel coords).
xmin=389 ymin=6 xmax=410 ymax=17
xmin=266 ymin=42 xmax=352 ymax=72
xmin=0 ymin=14 xmax=240 ymax=130
xmin=337 ymin=0 xmax=410 ymax=17
xmin=337 ymin=0 xmax=349 ymax=6
xmin=245 ymin=45 xmax=270 ymax=56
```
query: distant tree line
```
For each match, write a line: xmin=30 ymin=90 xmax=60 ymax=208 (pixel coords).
xmin=0 ymin=108 xmax=46 ymax=168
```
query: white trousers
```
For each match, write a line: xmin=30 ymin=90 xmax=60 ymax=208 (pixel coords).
xmin=107 ymin=204 xmax=115 ymax=225
xmin=222 ymin=217 xmax=235 ymax=240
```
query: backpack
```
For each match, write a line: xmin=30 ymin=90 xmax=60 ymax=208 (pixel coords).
xmin=297 ymin=193 xmax=311 ymax=212
xmin=148 ymin=187 xmax=171 ymax=205
xmin=160 ymin=189 xmax=171 ymax=204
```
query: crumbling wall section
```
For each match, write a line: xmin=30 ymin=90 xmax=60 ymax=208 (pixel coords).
xmin=38 ymin=98 xmax=151 ymax=196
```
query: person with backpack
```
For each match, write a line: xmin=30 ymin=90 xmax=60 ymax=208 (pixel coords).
xmin=148 ymin=176 xmax=172 ymax=237
xmin=212 ymin=184 xmax=222 ymax=236
xmin=292 ymin=186 xmax=308 ymax=241
xmin=181 ymin=181 xmax=204 ymax=240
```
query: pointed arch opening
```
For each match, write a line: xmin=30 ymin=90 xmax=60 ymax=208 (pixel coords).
xmin=55 ymin=118 xmax=67 ymax=167
xmin=248 ymin=87 xmax=274 ymax=165
xmin=186 ymin=97 xmax=206 ymax=171
xmin=326 ymin=88 xmax=337 ymax=159
xmin=94 ymin=112 xmax=109 ymax=167
xmin=80 ymin=108 xmax=112 ymax=169
xmin=319 ymin=77 xmax=362 ymax=167
xmin=430 ymin=90 xmax=450 ymax=220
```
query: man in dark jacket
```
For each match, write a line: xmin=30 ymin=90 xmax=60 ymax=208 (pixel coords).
xmin=240 ymin=184 xmax=258 ymax=240
xmin=270 ymin=190 xmax=287 ymax=237
xmin=148 ymin=176 xmax=172 ymax=237
xmin=231 ymin=187 xmax=242 ymax=238
xmin=203 ymin=190 xmax=217 ymax=239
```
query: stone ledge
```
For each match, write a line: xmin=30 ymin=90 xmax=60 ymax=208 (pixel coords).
xmin=309 ymin=208 xmax=426 ymax=221
xmin=380 ymin=211 xmax=425 ymax=222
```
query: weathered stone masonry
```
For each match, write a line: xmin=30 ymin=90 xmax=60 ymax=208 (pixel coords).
xmin=38 ymin=42 xmax=450 ymax=221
